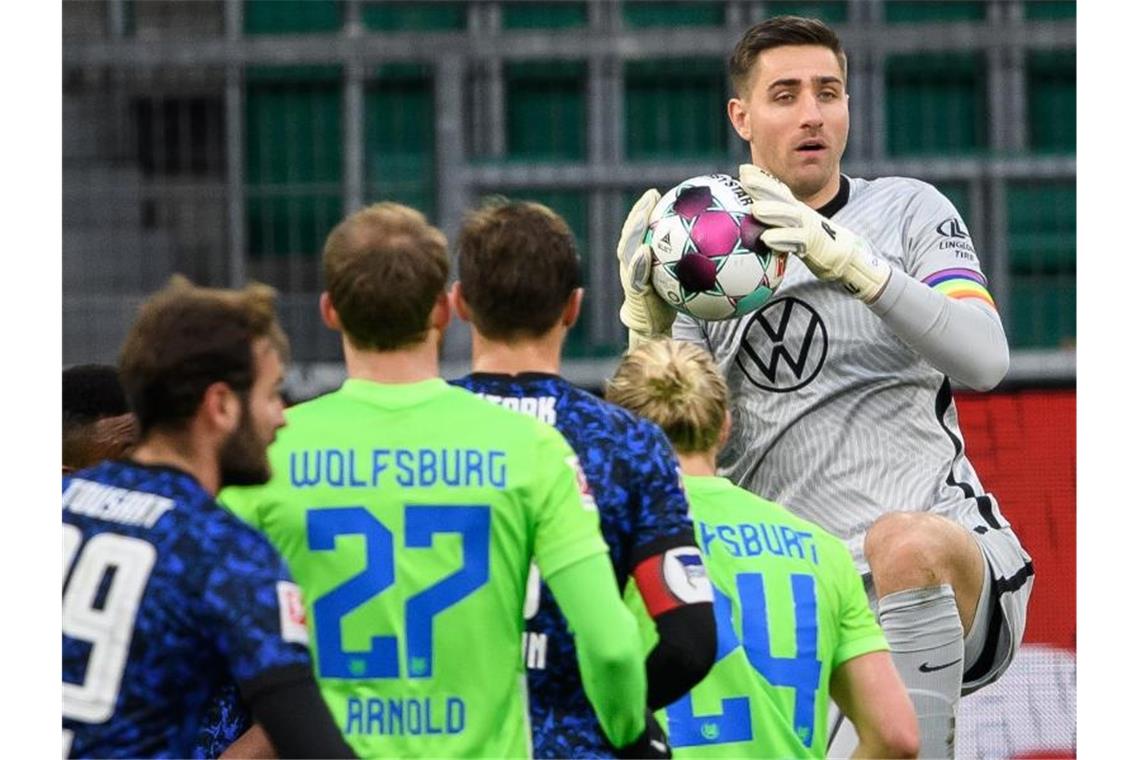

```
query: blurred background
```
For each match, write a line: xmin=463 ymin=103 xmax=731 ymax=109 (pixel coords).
xmin=61 ymin=3 xmax=1077 ymax=757
xmin=62 ymin=0 xmax=1075 ymax=397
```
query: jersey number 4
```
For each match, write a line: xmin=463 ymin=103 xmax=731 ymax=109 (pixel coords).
xmin=666 ymin=572 xmax=822 ymax=749
xmin=62 ymin=525 xmax=157 ymax=755
xmin=306 ymin=505 xmax=490 ymax=680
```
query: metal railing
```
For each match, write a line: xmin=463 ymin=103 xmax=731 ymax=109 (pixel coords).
xmin=62 ymin=0 xmax=1077 ymax=394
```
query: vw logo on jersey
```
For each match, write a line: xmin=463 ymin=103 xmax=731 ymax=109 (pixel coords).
xmin=735 ymin=297 xmax=828 ymax=392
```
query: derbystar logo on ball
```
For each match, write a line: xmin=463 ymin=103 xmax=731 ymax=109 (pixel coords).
xmin=645 ymin=174 xmax=787 ymax=321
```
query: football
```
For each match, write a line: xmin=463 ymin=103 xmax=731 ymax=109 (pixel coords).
xmin=645 ymin=173 xmax=786 ymax=321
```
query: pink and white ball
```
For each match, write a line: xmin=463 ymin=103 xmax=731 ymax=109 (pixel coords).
xmin=644 ymin=174 xmax=786 ymax=321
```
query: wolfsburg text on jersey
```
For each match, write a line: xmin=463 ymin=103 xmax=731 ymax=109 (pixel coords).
xmin=289 ymin=447 xmax=507 ymax=489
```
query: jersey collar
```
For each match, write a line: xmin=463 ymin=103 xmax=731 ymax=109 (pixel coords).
xmin=815 ymin=174 xmax=850 ymax=219
xmin=465 ymin=371 xmax=563 ymax=383
xmin=340 ymin=377 xmax=450 ymax=408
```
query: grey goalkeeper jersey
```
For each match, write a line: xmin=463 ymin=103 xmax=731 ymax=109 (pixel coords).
xmin=674 ymin=175 xmax=1018 ymax=572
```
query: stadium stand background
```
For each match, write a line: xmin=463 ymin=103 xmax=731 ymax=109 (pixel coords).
xmin=62 ymin=2 xmax=1076 ymax=757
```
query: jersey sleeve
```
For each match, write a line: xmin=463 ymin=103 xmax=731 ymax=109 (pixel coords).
xmin=628 ymin=420 xmax=695 ymax=565
xmin=903 ymin=182 xmax=996 ymax=310
xmin=199 ymin=519 xmax=313 ymax=688
xmin=528 ymin=424 xmax=610 ymax=579
xmin=824 ymin=536 xmax=889 ymax=667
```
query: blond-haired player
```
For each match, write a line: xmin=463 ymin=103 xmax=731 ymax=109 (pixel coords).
xmin=606 ymin=339 xmax=917 ymax=759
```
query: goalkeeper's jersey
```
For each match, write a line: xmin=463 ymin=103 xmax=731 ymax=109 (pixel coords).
xmin=661 ymin=475 xmax=887 ymax=759
xmin=221 ymin=378 xmax=608 ymax=758
xmin=62 ymin=461 xmax=313 ymax=759
xmin=452 ymin=372 xmax=694 ymax=758
xmin=674 ymin=174 xmax=1026 ymax=572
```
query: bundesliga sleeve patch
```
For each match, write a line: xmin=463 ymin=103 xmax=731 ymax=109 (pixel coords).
xmin=565 ymin=455 xmax=597 ymax=512
xmin=633 ymin=547 xmax=713 ymax=616
xmin=276 ymin=581 xmax=309 ymax=645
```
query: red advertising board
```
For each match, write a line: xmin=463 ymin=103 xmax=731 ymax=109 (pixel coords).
xmin=953 ymin=389 xmax=1075 ymax=758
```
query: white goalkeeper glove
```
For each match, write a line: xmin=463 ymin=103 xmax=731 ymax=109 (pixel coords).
xmin=616 ymin=189 xmax=676 ymax=347
xmin=739 ymin=163 xmax=891 ymax=304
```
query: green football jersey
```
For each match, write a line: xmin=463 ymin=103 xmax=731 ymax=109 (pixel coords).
xmin=221 ymin=378 xmax=608 ymax=758
xmin=658 ymin=475 xmax=887 ymax=759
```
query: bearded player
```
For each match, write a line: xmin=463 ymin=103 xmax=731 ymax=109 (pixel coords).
xmin=62 ymin=277 xmax=353 ymax=758
xmin=616 ymin=16 xmax=1033 ymax=758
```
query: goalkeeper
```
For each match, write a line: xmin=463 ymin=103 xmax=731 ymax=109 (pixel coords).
xmin=616 ymin=15 xmax=1032 ymax=759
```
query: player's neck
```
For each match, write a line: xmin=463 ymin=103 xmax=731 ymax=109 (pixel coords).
xmin=470 ymin=329 xmax=562 ymax=376
xmin=799 ymin=171 xmax=843 ymax=210
xmin=342 ymin=336 xmax=441 ymax=385
xmin=676 ymin=450 xmax=718 ymax=477
xmin=130 ymin=434 xmax=221 ymax=496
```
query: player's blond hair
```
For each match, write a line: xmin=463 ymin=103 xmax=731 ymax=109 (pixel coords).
xmin=605 ymin=339 xmax=727 ymax=455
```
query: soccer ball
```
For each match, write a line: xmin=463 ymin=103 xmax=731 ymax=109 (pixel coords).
xmin=645 ymin=174 xmax=786 ymax=321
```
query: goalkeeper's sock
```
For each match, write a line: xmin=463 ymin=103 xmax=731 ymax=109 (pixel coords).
xmin=878 ymin=584 xmax=963 ymax=759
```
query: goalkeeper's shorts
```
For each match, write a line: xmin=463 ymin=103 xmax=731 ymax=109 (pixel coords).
xmin=959 ymin=520 xmax=1034 ymax=695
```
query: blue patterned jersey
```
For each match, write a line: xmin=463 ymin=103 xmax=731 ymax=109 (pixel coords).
xmin=62 ymin=461 xmax=313 ymax=759
xmin=192 ymin=680 xmax=252 ymax=759
xmin=452 ymin=373 xmax=694 ymax=758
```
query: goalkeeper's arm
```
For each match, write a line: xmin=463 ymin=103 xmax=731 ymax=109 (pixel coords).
xmin=740 ymin=164 xmax=1008 ymax=390
xmin=867 ymin=271 xmax=1009 ymax=390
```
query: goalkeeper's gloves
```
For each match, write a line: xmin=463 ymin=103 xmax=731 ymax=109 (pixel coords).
xmin=614 ymin=711 xmax=672 ymax=759
xmin=617 ymin=189 xmax=676 ymax=347
xmin=739 ymin=163 xmax=891 ymax=304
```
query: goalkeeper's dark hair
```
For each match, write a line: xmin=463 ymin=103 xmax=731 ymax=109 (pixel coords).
xmin=457 ymin=199 xmax=583 ymax=341
xmin=605 ymin=340 xmax=728 ymax=455
xmin=729 ymin=15 xmax=847 ymax=98
xmin=118 ymin=275 xmax=288 ymax=435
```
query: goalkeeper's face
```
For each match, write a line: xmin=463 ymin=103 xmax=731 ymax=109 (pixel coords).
xmin=729 ymin=44 xmax=849 ymax=207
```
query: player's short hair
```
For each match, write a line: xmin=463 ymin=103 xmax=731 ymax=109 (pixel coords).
xmin=605 ymin=340 xmax=728 ymax=455
xmin=456 ymin=199 xmax=582 ymax=341
xmin=322 ymin=202 xmax=449 ymax=351
xmin=118 ymin=275 xmax=288 ymax=435
xmin=729 ymin=15 xmax=847 ymax=98
xmin=63 ymin=364 xmax=138 ymax=470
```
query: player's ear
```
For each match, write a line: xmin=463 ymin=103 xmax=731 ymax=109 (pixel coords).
xmin=718 ymin=409 xmax=733 ymax=449
xmin=727 ymin=98 xmax=751 ymax=141
xmin=562 ymin=288 xmax=584 ymax=328
xmin=201 ymin=382 xmax=241 ymax=434
xmin=318 ymin=292 xmax=342 ymax=332
xmin=429 ymin=290 xmax=451 ymax=333
xmin=450 ymin=282 xmax=473 ymax=323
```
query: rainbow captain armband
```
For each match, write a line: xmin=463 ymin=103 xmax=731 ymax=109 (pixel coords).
xmin=922 ymin=268 xmax=996 ymax=308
